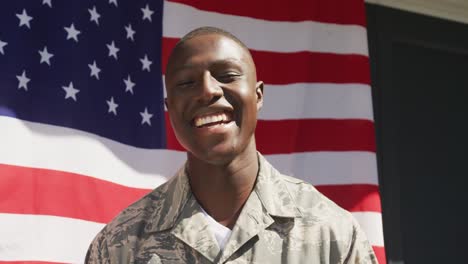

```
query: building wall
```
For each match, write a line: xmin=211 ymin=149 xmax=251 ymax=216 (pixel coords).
xmin=366 ymin=0 xmax=468 ymax=25
xmin=366 ymin=4 xmax=468 ymax=264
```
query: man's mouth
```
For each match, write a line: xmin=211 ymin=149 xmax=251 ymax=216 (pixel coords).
xmin=193 ymin=111 xmax=234 ymax=128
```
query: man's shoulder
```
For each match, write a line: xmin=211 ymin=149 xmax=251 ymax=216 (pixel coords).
xmin=259 ymin=154 xmax=356 ymax=227
xmin=276 ymin=174 xmax=377 ymax=263
xmin=278 ymin=173 xmax=357 ymax=227
xmin=96 ymin=177 xmax=176 ymax=240
xmin=86 ymin=170 xmax=191 ymax=263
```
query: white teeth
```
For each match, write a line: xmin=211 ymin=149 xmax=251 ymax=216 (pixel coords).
xmin=194 ymin=112 xmax=232 ymax=127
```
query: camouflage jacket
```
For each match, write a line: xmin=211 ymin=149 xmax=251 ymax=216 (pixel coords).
xmin=86 ymin=154 xmax=378 ymax=264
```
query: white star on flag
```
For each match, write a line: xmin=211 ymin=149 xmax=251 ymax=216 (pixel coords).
xmin=0 ymin=40 xmax=7 ymax=55
xmin=88 ymin=61 xmax=101 ymax=80
xmin=62 ymin=82 xmax=79 ymax=101
xmin=125 ymin=24 xmax=135 ymax=41
xmin=109 ymin=0 xmax=118 ymax=7
xmin=140 ymin=107 xmax=153 ymax=126
xmin=42 ymin=0 xmax=52 ymax=7
xmin=124 ymin=75 xmax=135 ymax=94
xmin=16 ymin=9 xmax=33 ymax=29
xmin=88 ymin=6 xmax=101 ymax=25
xmin=141 ymin=4 xmax=154 ymax=22
xmin=106 ymin=97 xmax=119 ymax=115
xmin=64 ymin=23 xmax=81 ymax=42
xmin=106 ymin=41 xmax=119 ymax=60
xmin=16 ymin=70 xmax=30 ymax=90
xmin=38 ymin=46 xmax=54 ymax=66
xmin=140 ymin=54 xmax=152 ymax=72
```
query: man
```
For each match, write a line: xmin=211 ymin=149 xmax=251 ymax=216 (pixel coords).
xmin=86 ymin=27 xmax=378 ymax=264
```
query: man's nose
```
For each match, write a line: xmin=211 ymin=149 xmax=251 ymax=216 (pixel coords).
xmin=197 ymin=71 xmax=223 ymax=104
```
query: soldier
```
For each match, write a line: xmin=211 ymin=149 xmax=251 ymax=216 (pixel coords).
xmin=86 ymin=27 xmax=378 ymax=264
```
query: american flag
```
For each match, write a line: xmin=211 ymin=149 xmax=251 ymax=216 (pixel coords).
xmin=0 ymin=0 xmax=385 ymax=263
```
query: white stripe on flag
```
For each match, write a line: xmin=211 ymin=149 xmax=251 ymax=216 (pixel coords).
xmin=0 ymin=116 xmax=174 ymax=188
xmin=0 ymin=213 xmax=104 ymax=263
xmin=267 ymin=152 xmax=379 ymax=186
xmin=0 ymin=116 xmax=378 ymax=188
xmin=163 ymin=1 xmax=369 ymax=55
xmin=352 ymin=212 xmax=385 ymax=247
xmin=260 ymin=83 xmax=374 ymax=120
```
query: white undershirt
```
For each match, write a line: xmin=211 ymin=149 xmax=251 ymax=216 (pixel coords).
xmin=200 ymin=207 xmax=232 ymax=250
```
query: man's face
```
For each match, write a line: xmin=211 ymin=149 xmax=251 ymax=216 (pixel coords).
xmin=165 ymin=33 xmax=263 ymax=164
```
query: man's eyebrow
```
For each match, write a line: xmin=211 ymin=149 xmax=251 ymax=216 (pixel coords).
xmin=211 ymin=58 xmax=244 ymax=67
xmin=168 ymin=58 xmax=244 ymax=74
xmin=168 ymin=63 xmax=195 ymax=74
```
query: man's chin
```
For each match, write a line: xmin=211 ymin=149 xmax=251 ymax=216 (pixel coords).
xmin=188 ymin=144 xmax=239 ymax=166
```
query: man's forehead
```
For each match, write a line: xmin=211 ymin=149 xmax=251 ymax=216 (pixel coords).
xmin=167 ymin=33 xmax=252 ymax=73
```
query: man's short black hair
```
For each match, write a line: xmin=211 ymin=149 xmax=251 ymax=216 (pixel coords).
xmin=173 ymin=26 xmax=251 ymax=56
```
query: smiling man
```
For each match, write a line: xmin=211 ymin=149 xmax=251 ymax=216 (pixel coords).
xmin=86 ymin=27 xmax=378 ymax=264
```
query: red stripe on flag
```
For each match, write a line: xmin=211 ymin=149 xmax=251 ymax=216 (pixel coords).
xmin=165 ymin=113 xmax=376 ymax=153
xmin=256 ymin=119 xmax=376 ymax=153
xmin=0 ymin=164 xmax=149 ymax=224
xmin=0 ymin=164 xmax=380 ymax=223
xmin=162 ymin=38 xmax=371 ymax=85
xmin=315 ymin=184 xmax=382 ymax=212
xmin=253 ymin=51 xmax=370 ymax=85
xmin=372 ymin=246 xmax=387 ymax=264
xmin=167 ymin=0 xmax=366 ymax=26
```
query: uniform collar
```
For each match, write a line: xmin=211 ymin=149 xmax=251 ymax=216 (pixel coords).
xmin=253 ymin=153 xmax=302 ymax=218
xmin=147 ymin=152 xmax=302 ymax=233
xmin=219 ymin=154 xmax=302 ymax=262
xmin=145 ymin=165 xmax=192 ymax=233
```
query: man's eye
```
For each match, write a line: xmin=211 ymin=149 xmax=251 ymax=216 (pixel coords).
xmin=176 ymin=80 xmax=194 ymax=88
xmin=216 ymin=74 xmax=239 ymax=83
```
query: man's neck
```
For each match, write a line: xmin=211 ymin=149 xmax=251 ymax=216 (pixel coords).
xmin=186 ymin=142 xmax=259 ymax=229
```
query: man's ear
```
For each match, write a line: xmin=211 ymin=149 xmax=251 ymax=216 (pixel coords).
xmin=256 ymin=81 xmax=264 ymax=110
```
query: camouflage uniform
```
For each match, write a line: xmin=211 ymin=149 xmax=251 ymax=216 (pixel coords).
xmin=86 ymin=154 xmax=378 ymax=264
